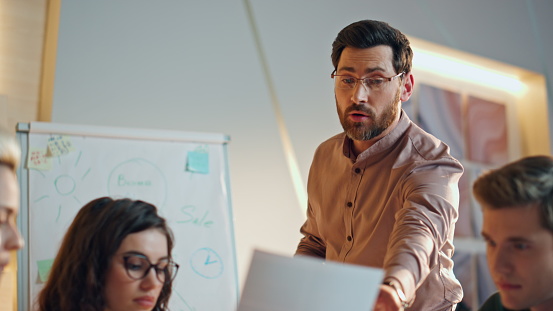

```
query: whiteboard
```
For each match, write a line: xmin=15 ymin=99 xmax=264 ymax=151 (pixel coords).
xmin=16 ymin=122 xmax=238 ymax=311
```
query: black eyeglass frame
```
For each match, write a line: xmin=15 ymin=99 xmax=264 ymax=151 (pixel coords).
xmin=122 ymin=254 xmax=180 ymax=284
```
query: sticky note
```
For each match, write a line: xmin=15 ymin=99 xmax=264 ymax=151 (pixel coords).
xmin=37 ymin=258 xmax=55 ymax=283
xmin=186 ymin=151 xmax=209 ymax=174
xmin=47 ymin=135 xmax=75 ymax=157
xmin=27 ymin=148 xmax=52 ymax=170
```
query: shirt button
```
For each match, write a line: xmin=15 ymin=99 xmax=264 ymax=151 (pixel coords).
xmin=347 ymin=236 xmax=352 ymax=241
xmin=347 ymin=202 xmax=353 ymax=208
xmin=354 ymin=168 xmax=361 ymax=174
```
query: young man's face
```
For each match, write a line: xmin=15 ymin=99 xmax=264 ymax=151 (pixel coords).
xmin=481 ymin=203 xmax=553 ymax=310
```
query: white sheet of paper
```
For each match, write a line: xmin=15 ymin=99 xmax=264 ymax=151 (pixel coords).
xmin=237 ymin=249 xmax=384 ymax=311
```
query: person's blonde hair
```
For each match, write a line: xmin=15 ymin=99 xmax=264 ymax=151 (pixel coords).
xmin=0 ymin=128 xmax=20 ymax=172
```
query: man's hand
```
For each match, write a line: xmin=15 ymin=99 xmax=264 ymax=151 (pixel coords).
xmin=373 ymin=284 xmax=403 ymax=311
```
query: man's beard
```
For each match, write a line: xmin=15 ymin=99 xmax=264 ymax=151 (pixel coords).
xmin=338 ymin=89 xmax=401 ymax=141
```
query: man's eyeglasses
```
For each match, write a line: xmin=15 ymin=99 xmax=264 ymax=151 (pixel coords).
xmin=331 ymin=71 xmax=404 ymax=91
xmin=123 ymin=254 xmax=179 ymax=284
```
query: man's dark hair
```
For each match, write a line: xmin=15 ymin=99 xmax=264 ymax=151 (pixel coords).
xmin=331 ymin=20 xmax=413 ymax=75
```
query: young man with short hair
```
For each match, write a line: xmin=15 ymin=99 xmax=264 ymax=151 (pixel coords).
xmin=474 ymin=155 xmax=553 ymax=311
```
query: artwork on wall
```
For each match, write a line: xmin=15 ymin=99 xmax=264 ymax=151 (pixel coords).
xmin=466 ymin=96 xmax=508 ymax=165
xmin=417 ymin=84 xmax=464 ymax=159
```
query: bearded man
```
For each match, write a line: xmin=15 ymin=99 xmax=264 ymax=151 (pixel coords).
xmin=296 ymin=20 xmax=463 ymax=311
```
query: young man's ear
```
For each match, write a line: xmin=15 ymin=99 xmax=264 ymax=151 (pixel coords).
xmin=400 ymin=72 xmax=414 ymax=102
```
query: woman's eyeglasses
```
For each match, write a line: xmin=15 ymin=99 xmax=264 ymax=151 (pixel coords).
xmin=122 ymin=254 xmax=179 ymax=284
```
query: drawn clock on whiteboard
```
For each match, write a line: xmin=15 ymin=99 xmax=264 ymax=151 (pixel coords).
xmin=190 ymin=248 xmax=224 ymax=279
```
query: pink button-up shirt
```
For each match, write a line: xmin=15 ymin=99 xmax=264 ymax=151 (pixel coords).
xmin=296 ymin=111 xmax=463 ymax=310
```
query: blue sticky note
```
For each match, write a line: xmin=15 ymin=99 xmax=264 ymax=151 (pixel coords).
xmin=186 ymin=151 xmax=209 ymax=174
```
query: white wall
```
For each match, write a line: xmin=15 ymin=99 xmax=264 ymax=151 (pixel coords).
xmin=51 ymin=0 xmax=553 ymax=290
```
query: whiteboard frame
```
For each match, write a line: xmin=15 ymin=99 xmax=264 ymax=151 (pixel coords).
xmin=16 ymin=123 xmax=31 ymax=311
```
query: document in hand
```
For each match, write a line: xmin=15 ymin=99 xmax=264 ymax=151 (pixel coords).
xmin=237 ymin=249 xmax=384 ymax=311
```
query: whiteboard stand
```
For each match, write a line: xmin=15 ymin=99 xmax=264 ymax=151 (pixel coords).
xmin=16 ymin=122 xmax=31 ymax=311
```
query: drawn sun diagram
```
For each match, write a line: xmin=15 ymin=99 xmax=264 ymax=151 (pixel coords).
xmin=32 ymin=150 xmax=91 ymax=223
xmin=33 ymin=153 xmax=169 ymax=223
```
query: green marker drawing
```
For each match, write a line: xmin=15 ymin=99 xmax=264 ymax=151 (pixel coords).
xmin=107 ymin=158 xmax=167 ymax=209
xmin=54 ymin=175 xmax=76 ymax=196
xmin=81 ymin=168 xmax=91 ymax=181
xmin=74 ymin=151 xmax=82 ymax=167
xmin=175 ymin=291 xmax=196 ymax=311
xmin=34 ymin=195 xmax=49 ymax=203
xmin=56 ymin=205 xmax=61 ymax=222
